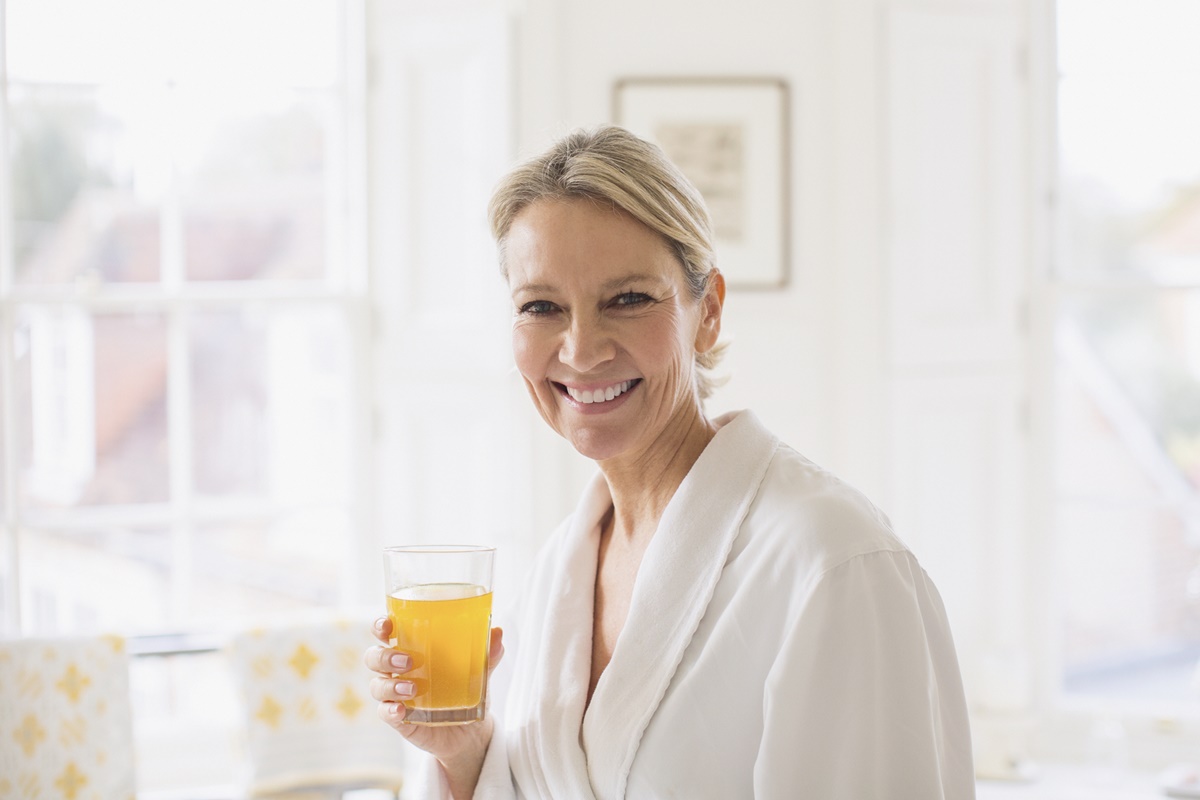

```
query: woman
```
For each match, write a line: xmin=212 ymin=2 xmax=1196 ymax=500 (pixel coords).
xmin=366 ymin=125 xmax=975 ymax=799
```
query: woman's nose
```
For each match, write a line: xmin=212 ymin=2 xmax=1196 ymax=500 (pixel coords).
xmin=560 ymin=317 xmax=615 ymax=373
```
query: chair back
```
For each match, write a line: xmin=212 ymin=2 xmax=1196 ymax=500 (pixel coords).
xmin=0 ymin=634 xmax=136 ymax=800
xmin=228 ymin=619 xmax=405 ymax=798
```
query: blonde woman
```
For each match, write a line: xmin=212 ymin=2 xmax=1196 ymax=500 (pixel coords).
xmin=366 ymin=125 xmax=974 ymax=799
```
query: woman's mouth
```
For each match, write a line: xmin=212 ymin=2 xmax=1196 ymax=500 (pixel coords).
xmin=556 ymin=379 xmax=641 ymax=405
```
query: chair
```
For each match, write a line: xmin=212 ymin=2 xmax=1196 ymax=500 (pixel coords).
xmin=227 ymin=618 xmax=406 ymax=799
xmin=0 ymin=634 xmax=136 ymax=800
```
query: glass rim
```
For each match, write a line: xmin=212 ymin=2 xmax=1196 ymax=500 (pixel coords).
xmin=383 ymin=544 xmax=495 ymax=554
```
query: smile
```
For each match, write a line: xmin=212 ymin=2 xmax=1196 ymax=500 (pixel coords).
xmin=560 ymin=379 xmax=639 ymax=405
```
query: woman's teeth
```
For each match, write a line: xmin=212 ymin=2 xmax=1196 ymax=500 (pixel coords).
xmin=566 ymin=380 xmax=633 ymax=404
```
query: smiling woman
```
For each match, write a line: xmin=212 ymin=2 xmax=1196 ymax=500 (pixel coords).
xmin=363 ymin=125 xmax=975 ymax=800
xmin=505 ymin=198 xmax=723 ymax=463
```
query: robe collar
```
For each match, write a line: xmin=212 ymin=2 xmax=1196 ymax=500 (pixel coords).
xmin=525 ymin=409 xmax=779 ymax=800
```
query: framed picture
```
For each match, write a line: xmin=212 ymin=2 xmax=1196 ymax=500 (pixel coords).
xmin=613 ymin=77 xmax=790 ymax=289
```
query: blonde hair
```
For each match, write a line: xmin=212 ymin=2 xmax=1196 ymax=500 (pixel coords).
xmin=488 ymin=124 xmax=728 ymax=399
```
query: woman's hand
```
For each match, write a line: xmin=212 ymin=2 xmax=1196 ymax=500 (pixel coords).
xmin=365 ymin=617 xmax=505 ymax=800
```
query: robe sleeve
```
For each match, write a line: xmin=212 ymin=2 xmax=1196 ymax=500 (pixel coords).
xmin=409 ymin=714 xmax=514 ymax=800
xmin=755 ymin=549 xmax=975 ymax=799
xmin=470 ymin=567 xmax=524 ymax=800
xmin=471 ymin=716 xmax=517 ymax=799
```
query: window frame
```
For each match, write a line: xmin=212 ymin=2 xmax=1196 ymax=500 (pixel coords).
xmin=1026 ymin=0 xmax=1200 ymax=764
xmin=0 ymin=0 xmax=375 ymax=640
xmin=1 ymin=1 xmax=376 ymax=790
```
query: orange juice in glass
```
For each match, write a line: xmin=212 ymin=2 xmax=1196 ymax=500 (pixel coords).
xmin=382 ymin=545 xmax=494 ymax=725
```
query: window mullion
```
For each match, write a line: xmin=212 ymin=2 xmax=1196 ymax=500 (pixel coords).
xmin=167 ymin=304 xmax=193 ymax=626
xmin=0 ymin=0 xmax=12 ymax=298
xmin=0 ymin=0 xmax=22 ymax=636
xmin=6 ymin=283 xmax=361 ymax=309
xmin=0 ymin=302 xmax=19 ymax=636
xmin=341 ymin=0 xmax=373 ymax=608
xmin=162 ymin=83 xmax=193 ymax=626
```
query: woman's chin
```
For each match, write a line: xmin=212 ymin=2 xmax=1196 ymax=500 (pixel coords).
xmin=564 ymin=428 xmax=631 ymax=462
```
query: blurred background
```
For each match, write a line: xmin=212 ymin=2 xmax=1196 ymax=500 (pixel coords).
xmin=1 ymin=0 xmax=1198 ymax=795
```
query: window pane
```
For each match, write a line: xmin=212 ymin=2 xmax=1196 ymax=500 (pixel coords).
xmin=8 ymin=85 xmax=161 ymax=284
xmin=1057 ymin=0 xmax=1200 ymax=283
xmin=190 ymin=306 xmax=352 ymax=504
xmin=17 ymin=309 xmax=169 ymax=508
xmin=5 ymin=0 xmax=340 ymax=87
xmin=1054 ymin=292 xmax=1200 ymax=703
xmin=0 ymin=389 xmax=6 ymax=521
xmin=20 ymin=526 xmax=171 ymax=635
xmin=18 ymin=511 xmax=352 ymax=636
xmin=0 ymin=530 xmax=10 ymax=632
xmin=0 ymin=390 xmax=6 ymax=629
xmin=165 ymin=0 xmax=342 ymax=89
xmin=1057 ymin=292 xmax=1200 ymax=492
xmin=179 ymin=93 xmax=333 ymax=281
xmin=1056 ymin=0 xmax=1200 ymax=707
xmin=5 ymin=0 xmax=167 ymax=84
xmin=1058 ymin=503 xmax=1200 ymax=708
xmin=190 ymin=511 xmax=348 ymax=626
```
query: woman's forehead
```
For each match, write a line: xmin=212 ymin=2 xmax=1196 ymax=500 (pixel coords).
xmin=509 ymin=197 xmax=648 ymax=239
xmin=506 ymin=200 xmax=677 ymax=280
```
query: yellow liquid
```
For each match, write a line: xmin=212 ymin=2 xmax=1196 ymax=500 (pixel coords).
xmin=387 ymin=583 xmax=492 ymax=711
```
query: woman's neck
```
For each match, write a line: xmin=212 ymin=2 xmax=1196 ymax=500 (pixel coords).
xmin=597 ymin=405 xmax=718 ymax=544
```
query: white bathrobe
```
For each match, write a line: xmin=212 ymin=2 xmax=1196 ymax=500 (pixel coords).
xmin=465 ymin=409 xmax=974 ymax=799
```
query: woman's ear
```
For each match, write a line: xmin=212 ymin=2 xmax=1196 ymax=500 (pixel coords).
xmin=694 ymin=270 xmax=725 ymax=354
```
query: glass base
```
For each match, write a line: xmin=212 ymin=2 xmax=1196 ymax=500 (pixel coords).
xmin=401 ymin=704 xmax=485 ymax=726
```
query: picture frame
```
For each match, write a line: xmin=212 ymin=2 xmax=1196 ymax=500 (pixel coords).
xmin=613 ymin=77 xmax=790 ymax=290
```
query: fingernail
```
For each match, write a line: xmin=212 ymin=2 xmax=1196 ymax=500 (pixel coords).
xmin=394 ymin=680 xmax=415 ymax=697
xmin=389 ymin=653 xmax=410 ymax=670
xmin=388 ymin=703 xmax=402 ymax=716
xmin=374 ymin=618 xmax=386 ymax=631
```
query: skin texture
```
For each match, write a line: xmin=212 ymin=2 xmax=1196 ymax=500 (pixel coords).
xmin=365 ymin=197 xmax=725 ymax=799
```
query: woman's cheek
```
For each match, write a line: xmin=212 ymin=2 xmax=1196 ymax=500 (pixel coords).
xmin=511 ymin=325 xmax=540 ymax=376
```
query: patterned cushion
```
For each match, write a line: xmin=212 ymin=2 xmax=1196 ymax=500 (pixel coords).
xmin=0 ymin=635 xmax=136 ymax=800
xmin=228 ymin=619 xmax=405 ymax=797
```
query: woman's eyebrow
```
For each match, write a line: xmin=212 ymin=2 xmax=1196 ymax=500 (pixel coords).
xmin=512 ymin=274 xmax=665 ymax=296
xmin=511 ymin=282 xmax=556 ymax=295
xmin=601 ymin=273 xmax=667 ymax=291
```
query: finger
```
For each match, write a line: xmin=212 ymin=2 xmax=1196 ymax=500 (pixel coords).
xmin=488 ymin=627 xmax=504 ymax=670
xmin=373 ymin=616 xmax=393 ymax=644
xmin=363 ymin=645 xmax=413 ymax=675
xmin=370 ymin=675 xmax=417 ymax=702
xmin=376 ymin=700 xmax=416 ymax=734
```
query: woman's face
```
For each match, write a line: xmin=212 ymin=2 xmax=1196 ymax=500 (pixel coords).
xmin=505 ymin=198 xmax=723 ymax=463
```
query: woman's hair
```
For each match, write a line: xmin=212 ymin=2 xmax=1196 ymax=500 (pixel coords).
xmin=488 ymin=124 xmax=727 ymax=400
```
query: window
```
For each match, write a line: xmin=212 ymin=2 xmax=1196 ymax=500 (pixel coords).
xmin=1053 ymin=0 xmax=1200 ymax=710
xmin=1 ymin=0 xmax=369 ymax=786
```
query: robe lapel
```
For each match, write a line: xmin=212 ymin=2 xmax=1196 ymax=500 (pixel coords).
xmin=517 ymin=472 xmax=609 ymax=800
xmin=581 ymin=411 xmax=779 ymax=800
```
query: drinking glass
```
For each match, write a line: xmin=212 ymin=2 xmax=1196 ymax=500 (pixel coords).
xmin=382 ymin=545 xmax=494 ymax=725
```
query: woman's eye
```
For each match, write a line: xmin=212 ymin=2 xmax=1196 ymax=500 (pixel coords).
xmin=519 ymin=300 xmax=556 ymax=315
xmin=613 ymin=292 xmax=651 ymax=308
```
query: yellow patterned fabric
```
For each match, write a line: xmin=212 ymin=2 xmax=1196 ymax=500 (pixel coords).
xmin=0 ymin=635 xmax=136 ymax=800
xmin=228 ymin=620 xmax=405 ymax=797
